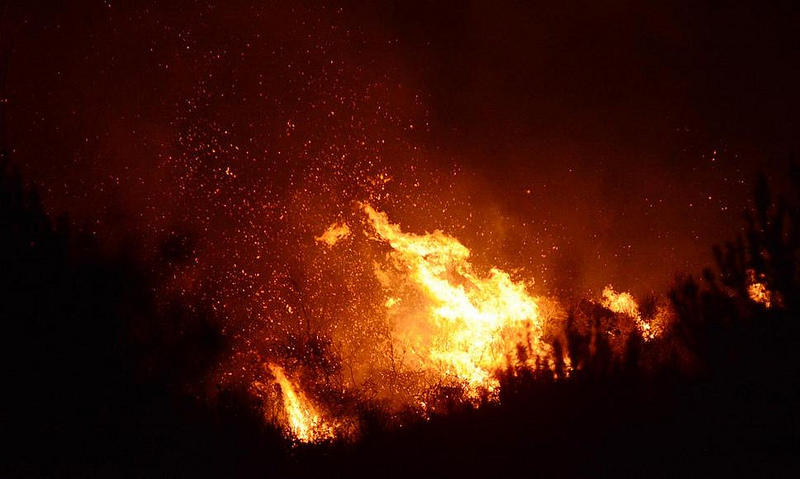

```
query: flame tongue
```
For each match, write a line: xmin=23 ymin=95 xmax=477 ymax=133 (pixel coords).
xmin=315 ymin=222 xmax=350 ymax=246
xmin=268 ymin=364 xmax=335 ymax=443
xmin=362 ymin=204 xmax=546 ymax=396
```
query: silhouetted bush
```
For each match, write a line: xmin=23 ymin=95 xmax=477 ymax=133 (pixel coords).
xmin=669 ymin=163 xmax=800 ymax=385
xmin=0 ymin=155 xmax=235 ymax=477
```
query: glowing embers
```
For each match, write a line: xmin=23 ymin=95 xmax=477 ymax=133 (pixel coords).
xmin=746 ymin=269 xmax=775 ymax=308
xmin=360 ymin=204 xmax=548 ymax=397
xmin=258 ymin=364 xmax=337 ymax=443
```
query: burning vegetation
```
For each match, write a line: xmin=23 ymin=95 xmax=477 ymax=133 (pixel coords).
xmin=601 ymin=286 xmax=672 ymax=341
xmin=257 ymin=364 xmax=338 ymax=443
xmin=361 ymin=203 xmax=549 ymax=397
xmin=202 ymin=175 xmax=800 ymax=450
xmin=3 ymin=149 xmax=800 ymax=477
xmin=4 ymin=1 xmax=800 ymax=476
xmin=228 ymin=166 xmax=800 ymax=447
xmin=236 ymin=201 xmax=683 ymax=442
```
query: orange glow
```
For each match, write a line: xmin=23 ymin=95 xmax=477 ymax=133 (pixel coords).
xmin=601 ymin=286 xmax=640 ymax=318
xmin=360 ymin=203 xmax=549 ymax=397
xmin=746 ymin=269 xmax=773 ymax=308
xmin=266 ymin=364 xmax=337 ymax=443
xmin=244 ymin=206 xmax=678 ymax=441
xmin=601 ymin=286 xmax=667 ymax=341
xmin=315 ymin=222 xmax=351 ymax=246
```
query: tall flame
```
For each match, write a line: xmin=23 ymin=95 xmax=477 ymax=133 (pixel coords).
xmin=361 ymin=203 xmax=548 ymax=396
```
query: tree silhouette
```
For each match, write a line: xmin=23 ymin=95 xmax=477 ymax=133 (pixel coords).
xmin=0 ymin=156 xmax=244 ymax=477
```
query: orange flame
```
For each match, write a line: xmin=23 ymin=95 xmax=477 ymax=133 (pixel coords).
xmin=248 ymin=205 xmax=678 ymax=441
xmin=267 ymin=364 xmax=336 ymax=443
xmin=315 ymin=222 xmax=351 ymax=246
xmin=601 ymin=285 xmax=668 ymax=341
xmin=746 ymin=269 xmax=773 ymax=308
xmin=361 ymin=203 xmax=548 ymax=396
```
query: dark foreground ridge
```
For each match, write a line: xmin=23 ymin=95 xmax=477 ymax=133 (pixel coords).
xmin=1 ymin=154 xmax=798 ymax=478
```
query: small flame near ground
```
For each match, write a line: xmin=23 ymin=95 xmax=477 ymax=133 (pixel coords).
xmin=256 ymin=364 xmax=338 ymax=443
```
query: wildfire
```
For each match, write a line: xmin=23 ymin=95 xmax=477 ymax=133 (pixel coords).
xmin=252 ymin=205 xmax=679 ymax=443
xmin=265 ymin=364 xmax=337 ymax=443
xmin=601 ymin=286 xmax=668 ymax=341
xmin=360 ymin=203 xmax=548 ymax=396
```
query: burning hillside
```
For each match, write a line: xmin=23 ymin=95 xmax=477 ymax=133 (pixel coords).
xmin=5 ymin=2 xmax=799 ymax=476
xmin=236 ymin=202 xmax=677 ymax=443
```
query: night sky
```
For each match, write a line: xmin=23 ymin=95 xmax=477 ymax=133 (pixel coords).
xmin=3 ymin=0 xmax=800 ymax=297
